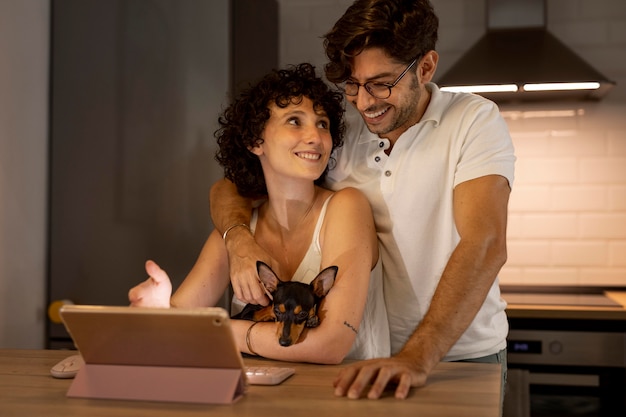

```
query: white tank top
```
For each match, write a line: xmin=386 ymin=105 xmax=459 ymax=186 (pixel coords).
xmin=232 ymin=195 xmax=390 ymax=360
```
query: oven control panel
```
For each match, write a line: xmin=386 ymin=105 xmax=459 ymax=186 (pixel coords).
xmin=508 ymin=329 xmax=625 ymax=367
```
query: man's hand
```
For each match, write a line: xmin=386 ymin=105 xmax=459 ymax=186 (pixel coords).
xmin=333 ymin=353 xmax=430 ymax=400
xmin=128 ymin=260 xmax=172 ymax=308
xmin=209 ymin=178 xmax=272 ymax=306
xmin=225 ymin=226 xmax=273 ymax=306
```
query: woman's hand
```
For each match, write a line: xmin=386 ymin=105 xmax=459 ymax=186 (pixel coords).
xmin=128 ymin=260 xmax=172 ymax=308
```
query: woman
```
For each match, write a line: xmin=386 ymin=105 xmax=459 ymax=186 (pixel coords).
xmin=128 ymin=63 xmax=389 ymax=364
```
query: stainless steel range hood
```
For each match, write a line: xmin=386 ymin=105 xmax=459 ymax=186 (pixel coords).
xmin=437 ymin=0 xmax=615 ymax=103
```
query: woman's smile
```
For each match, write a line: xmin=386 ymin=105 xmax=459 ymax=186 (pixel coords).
xmin=295 ymin=151 xmax=322 ymax=161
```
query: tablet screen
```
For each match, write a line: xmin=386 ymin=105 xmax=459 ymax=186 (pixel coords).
xmin=60 ymin=305 xmax=244 ymax=370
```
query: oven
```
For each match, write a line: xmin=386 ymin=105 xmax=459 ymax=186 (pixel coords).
xmin=503 ymin=288 xmax=626 ymax=417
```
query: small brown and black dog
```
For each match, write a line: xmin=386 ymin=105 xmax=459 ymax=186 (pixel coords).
xmin=233 ymin=261 xmax=337 ymax=347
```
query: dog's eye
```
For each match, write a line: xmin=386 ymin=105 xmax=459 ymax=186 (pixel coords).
xmin=297 ymin=311 xmax=309 ymax=320
xmin=273 ymin=306 xmax=282 ymax=317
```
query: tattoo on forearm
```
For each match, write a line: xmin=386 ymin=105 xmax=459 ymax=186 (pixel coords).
xmin=343 ymin=321 xmax=358 ymax=334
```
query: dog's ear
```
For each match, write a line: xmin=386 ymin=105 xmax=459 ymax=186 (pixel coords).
xmin=310 ymin=266 xmax=337 ymax=298
xmin=256 ymin=261 xmax=280 ymax=293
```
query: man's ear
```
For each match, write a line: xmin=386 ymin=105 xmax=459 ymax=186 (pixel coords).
xmin=418 ymin=50 xmax=438 ymax=84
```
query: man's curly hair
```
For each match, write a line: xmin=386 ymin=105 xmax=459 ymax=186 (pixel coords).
xmin=323 ymin=0 xmax=438 ymax=84
xmin=215 ymin=63 xmax=345 ymax=198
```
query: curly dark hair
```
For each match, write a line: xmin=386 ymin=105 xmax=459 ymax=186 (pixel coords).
xmin=214 ymin=63 xmax=345 ymax=198
xmin=323 ymin=0 xmax=439 ymax=83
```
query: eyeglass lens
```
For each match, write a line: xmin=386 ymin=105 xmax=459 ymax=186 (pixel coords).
xmin=343 ymin=58 xmax=418 ymax=99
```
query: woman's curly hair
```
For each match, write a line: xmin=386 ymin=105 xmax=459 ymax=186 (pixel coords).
xmin=215 ymin=63 xmax=345 ymax=198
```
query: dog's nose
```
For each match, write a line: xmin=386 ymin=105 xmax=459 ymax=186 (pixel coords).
xmin=279 ymin=337 xmax=293 ymax=347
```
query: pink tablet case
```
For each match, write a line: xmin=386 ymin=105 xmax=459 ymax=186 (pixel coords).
xmin=60 ymin=305 xmax=247 ymax=404
xmin=68 ymin=364 xmax=245 ymax=404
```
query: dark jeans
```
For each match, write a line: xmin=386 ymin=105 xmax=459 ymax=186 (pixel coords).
xmin=457 ymin=349 xmax=507 ymax=417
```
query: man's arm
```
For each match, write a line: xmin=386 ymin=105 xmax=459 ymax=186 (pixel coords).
xmin=209 ymin=178 xmax=272 ymax=305
xmin=209 ymin=178 xmax=252 ymax=234
xmin=333 ymin=174 xmax=510 ymax=399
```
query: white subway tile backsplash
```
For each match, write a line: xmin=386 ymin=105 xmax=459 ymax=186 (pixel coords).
xmin=515 ymin=157 xmax=579 ymax=184
xmin=509 ymin=135 xmax=549 ymax=156
xmin=580 ymin=158 xmax=626 ymax=183
xmin=578 ymin=104 xmax=626 ymax=129
xmin=506 ymin=241 xmax=552 ymax=266
xmin=609 ymin=186 xmax=626 ymax=210
xmin=509 ymin=185 xmax=552 ymax=211
xmin=505 ymin=267 xmax=581 ymax=286
xmin=549 ymin=135 xmax=607 ymax=157
xmin=552 ymin=240 xmax=609 ymax=266
xmin=506 ymin=214 xmax=523 ymax=238
xmin=580 ymin=213 xmax=626 ymax=238
xmin=521 ymin=214 xmax=579 ymax=238
xmin=609 ymin=241 xmax=626 ymax=266
xmin=551 ymin=186 xmax=607 ymax=211
xmin=579 ymin=268 xmax=626 ymax=286
xmin=608 ymin=132 xmax=626 ymax=156
xmin=511 ymin=114 xmax=579 ymax=132
xmin=498 ymin=267 xmax=525 ymax=285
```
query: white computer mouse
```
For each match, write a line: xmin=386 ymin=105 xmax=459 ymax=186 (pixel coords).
xmin=50 ymin=354 xmax=84 ymax=379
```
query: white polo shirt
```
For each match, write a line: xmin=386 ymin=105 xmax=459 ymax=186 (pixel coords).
xmin=326 ymin=83 xmax=516 ymax=360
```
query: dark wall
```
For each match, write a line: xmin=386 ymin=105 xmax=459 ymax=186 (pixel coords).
xmin=47 ymin=0 xmax=277 ymax=347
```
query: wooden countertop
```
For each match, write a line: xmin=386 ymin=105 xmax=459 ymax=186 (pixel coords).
xmin=0 ymin=349 xmax=501 ymax=417
xmin=505 ymin=291 xmax=626 ymax=320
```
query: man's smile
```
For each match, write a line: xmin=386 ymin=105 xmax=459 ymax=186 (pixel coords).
xmin=363 ymin=105 xmax=390 ymax=120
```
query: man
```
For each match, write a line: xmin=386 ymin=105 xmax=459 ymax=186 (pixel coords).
xmin=210 ymin=0 xmax=515 ymax=402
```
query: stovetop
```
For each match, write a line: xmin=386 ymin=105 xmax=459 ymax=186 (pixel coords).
xmin=501 ymin=285 xmax=625 ymax=308
xmin=503 ymin=292 xmax=621 ymax=307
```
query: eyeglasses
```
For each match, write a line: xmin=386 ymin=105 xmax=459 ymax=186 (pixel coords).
xmin=341 ymin=58 xmax=418 ymax=99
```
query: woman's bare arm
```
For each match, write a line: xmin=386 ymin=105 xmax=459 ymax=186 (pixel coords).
xmin=228 ymin=187 xmax=378 ymax=364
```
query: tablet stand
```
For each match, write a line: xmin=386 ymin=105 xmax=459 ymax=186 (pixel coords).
xmin=67 ymin=364 xmax=246 ymax=404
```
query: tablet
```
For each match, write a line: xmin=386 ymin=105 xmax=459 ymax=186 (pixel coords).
xmin=59 ymin=305 xmax=244 ymax=370
xmin=59 ymin=305 xmax=248 ymax=403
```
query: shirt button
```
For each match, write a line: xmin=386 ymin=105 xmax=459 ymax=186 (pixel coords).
xmin=379 ymin=141 xmax=385 ymax=148
xmin=374 ymin=156 xmax=381 ymax=162
xmin=385 ymin=170 xmax=392 ymax=177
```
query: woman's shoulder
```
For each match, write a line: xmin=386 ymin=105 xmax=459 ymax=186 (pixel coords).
xmin=323 ymin=186 xmax=370 ymax=217
xmin=327 ymin=186 xmax=368 ymax=203
xmin=318 ymin=186 xmax=376 ymax=258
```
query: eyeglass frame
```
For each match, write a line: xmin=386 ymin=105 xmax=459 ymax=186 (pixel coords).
xmin=340 ymin=57 xmax=419 ymax=99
